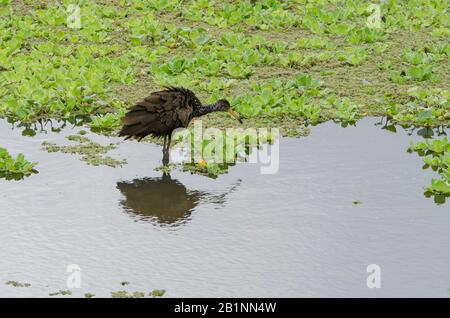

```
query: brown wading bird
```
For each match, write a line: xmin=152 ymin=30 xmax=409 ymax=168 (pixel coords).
xmin=119 ymin=87 xmax=242 ymax=165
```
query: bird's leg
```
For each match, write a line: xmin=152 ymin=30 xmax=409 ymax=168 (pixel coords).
xmin=167 ymin=133 xmax=172 ymax=152
xmin=162 ymin=135 xmax=169 ymax=166
xmin=162 ymin=135 xmax=167 ymax=153
xmin=162 ymin=133 xmax=172 ymax=166
xmin=162 ymin=153 xmax=169 ymax=166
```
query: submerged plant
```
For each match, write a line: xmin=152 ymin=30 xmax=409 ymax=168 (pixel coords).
xmin=150 ymin=289 xmax=166 ymax=297
xmin=41 ymin=136 xmax=127 ymax=168
xmin=110 ymin=290 xmax=146 ymax=298
xmin=5 ymin=280 xmax=31 ymax=287
xmin=49 ymin=290 xmax=72 ymax=296
xmin=114 ymin=290 xmax=165 ymax=298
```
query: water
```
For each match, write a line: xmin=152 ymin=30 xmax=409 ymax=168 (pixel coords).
xmin=0 ymin=117 xmax=448 ymax=297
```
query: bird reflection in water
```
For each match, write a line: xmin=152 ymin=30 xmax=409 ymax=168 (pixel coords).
xmin=116 ymin=174 xmax=240 ymax=227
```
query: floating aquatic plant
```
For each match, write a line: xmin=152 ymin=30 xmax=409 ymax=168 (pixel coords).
xmin=390 ymin=87 xmax=449 ymax=127
xmin=408 ymin=137 xmax=450 ymax=204
xmin=170 ymin=127 xmax=279 ymax=178
xmin=0 ymin=147 xmax=37 ymax=180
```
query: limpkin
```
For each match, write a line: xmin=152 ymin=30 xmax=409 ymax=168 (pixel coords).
xmin=119 ymin=87 xmax=242 ymax=164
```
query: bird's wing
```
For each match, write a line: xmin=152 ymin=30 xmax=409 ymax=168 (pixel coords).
xmin=144 ymin=90 xmax=193 ymax=128
xmin=120 ymin=90 xmax=193 ymax=138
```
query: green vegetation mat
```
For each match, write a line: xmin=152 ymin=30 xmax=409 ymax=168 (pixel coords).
xmin=0 ymin=0 xmax=447 ymax=130
xmin=0 ymin=0 xmax=448 ymax=193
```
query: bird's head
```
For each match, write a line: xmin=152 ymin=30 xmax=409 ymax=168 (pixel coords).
xmin=215 ymin=99 xmax=242 ymax=124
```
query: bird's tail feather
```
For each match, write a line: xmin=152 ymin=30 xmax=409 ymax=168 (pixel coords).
xmin=119 ymin=106 xmax=161 ymax=141
xmin=119 ymin=123 xmax=148 ymax=138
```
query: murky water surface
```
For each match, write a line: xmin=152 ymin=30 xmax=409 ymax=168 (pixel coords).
xmin=0 ymin=118 xmax=448 ymax=297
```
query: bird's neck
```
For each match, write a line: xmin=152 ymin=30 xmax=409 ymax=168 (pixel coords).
xmin=192 ymin=103 xmax=221 ymax=118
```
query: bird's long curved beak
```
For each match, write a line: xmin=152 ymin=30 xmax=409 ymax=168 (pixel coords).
xmin=227 ymin=108 xmax=243 ymax=124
